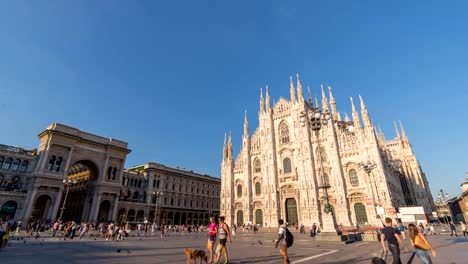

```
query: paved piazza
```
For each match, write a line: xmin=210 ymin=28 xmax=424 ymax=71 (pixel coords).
xmin=1 ymin=230 xmax=467 ymax=264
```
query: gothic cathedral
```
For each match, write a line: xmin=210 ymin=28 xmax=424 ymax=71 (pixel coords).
xmin=220 ymin=75 xmax=434 ymax=228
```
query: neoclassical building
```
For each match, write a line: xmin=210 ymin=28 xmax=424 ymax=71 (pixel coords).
xmin=220 ymin=76 xmax=434 ymax=228
xmin=0 ymin=123 xmax=220 ymax=225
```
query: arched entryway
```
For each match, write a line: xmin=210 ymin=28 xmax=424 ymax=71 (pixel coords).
xmin=255 ymin=209 xmax=263 ymax=227
xmin=127 ymin=209 xmax=136 ymax=222
xmin=285 ymin=198 xmax=298 ymax=225
xmin=58 ymin=160 xmax=99 ymax=222
xmin=181 ymin=212 xmax=186 ymax=225
xmin=174 ymin=212 xmax=181 ymax=225
xmin=354 ymin=203 xmax=368 ymax=224
xmin=97 ymin=200 xmax=111 ymax=222
xmin=31 ymin=195 xmax=53 ymax=220
xmin=136 ymin=210 xmax=145 ymax=222
xmin=167 ymin=212 xmax=174 ymax=225
xmin=118 ymin=208 xmax=126 ymax=223
xmin=236 ymin=210 xmax=243 ymax=226
xmin=1 ymin=200 xmax=18 ymax=219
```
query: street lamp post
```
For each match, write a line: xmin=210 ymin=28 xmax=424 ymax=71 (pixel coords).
xmin=58 ymin=179 xmax=77 ymax=221
xmin=436 ymin=189 xmax=450 ymax=224
xmin=300 ymin=107 xmax=336 ymax=232
xmin=153 ymin=191 xmax=162 ymax=224
xmin=358 ymin=161 xmax=379 ymax=225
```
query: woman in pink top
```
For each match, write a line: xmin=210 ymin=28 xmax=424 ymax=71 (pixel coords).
xmin=207 ymin=217 xmax=217 ymax=264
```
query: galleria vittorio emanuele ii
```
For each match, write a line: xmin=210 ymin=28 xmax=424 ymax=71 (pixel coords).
xmin=220 ymin=75 xmax=434 ymax=228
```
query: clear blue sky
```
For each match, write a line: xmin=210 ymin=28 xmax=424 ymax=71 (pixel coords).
xmin=1 ymin=1 xmax=467 ymax=201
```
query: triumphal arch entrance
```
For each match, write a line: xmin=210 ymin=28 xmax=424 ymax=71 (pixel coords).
xmin=21 ymin=123 xmax=130 ymax=223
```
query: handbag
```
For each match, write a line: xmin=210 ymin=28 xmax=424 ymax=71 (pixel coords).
xmin=414 ymin=234 xmax=431 ymax=250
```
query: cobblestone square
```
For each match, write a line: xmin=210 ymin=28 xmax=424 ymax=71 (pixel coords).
xmin=1 ymin=231 xmax=468 ymax=264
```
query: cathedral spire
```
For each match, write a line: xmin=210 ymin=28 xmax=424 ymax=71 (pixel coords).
xmin=359 ymin=95 xmax=372 ymax=127
xmin=328 ymin=85 xmax=338 ymax=120
xmin=344 ymin=112 xmax=350 ymax=122
xmin=227 ymin=131 xmax=233 ymax=160
xmin=307 ymin=86 xmax=313 ymax=106
xmin=321 ymin=84 xmax=329 ymax=111
xmin=223 ymin=132 xmax=227 ymax=160
xmin=290 ymin=76 xmax=296 ymax=102
xmin=350 ymin=97 xmax=361 ymax=128
xmin=315 ymin=96 xmax=319 ymax=110
xmin=296 ymin=73 xmax=304 ymax=104
xmin=296 ymin=74 xmax=304 ymax=103
xmin=265 ymin=85 xmax=271 ymax=111
xmin=399 ymin=120 xmax=408 ymax=139
xmin=394 ymin=121 xmax=401 ymax=138
xmin=243 ymin=110 xmax=249 ymax=138
xmin=259 ymin=88 xmax=265 ymax=113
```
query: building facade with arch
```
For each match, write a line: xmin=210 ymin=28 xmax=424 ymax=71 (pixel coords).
xmin=220 ymin=76 xmax=435 ymax=228
xmin=0 ymin=123 xmax=220 ymax=225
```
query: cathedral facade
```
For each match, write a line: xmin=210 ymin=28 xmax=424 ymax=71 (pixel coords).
xmin=220 ymin=76 xmax=434 ymax=228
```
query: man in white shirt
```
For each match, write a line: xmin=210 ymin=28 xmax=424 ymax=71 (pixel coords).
xmin=275 ymin=219 xmax=290 ymax=264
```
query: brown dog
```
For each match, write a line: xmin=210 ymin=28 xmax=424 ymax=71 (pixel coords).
xmin=185 ymin=248 xmax=208 ymax=264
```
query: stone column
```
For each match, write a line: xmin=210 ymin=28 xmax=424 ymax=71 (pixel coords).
xmin=89 ymin=193 xmax=102 ymax=223
xmin=111 ymin=195 xmax=119 ymax=222
xmin=50 ymin=188 xmax=64 ymax=221
xmin=101 ymin=154 xmax=109 ymax=183
xmin=21 ymin=188 xmax=37 ymax=221
xmin=62 ymin=146 xmax=75 ymax=175
xmin=38 ymin=136 xmax=53 ymax=173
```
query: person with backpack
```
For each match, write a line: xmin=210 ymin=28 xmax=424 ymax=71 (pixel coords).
xmin=380 ymin=218 xmax=407 ymax=264
xmin=275 ymin=219 xmax=293 ymax=264
xmin=214 ymin=216 xmax=232 ymax=264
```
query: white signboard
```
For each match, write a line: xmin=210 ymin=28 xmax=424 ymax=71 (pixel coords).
xmin=399 ymin=206 xmax=425 ymax=215
xmin=376 ymin=206 xmax=385 ymax=215
xmin=400 ymin=214 xmax=416 ymax=223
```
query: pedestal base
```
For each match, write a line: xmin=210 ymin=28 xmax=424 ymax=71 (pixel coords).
xmin=315 ymin=231 xmax=348 ymax=242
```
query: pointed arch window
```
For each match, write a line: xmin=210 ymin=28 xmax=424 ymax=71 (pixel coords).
xmin=280 ymin=122 xmax=290 ymax=144
xmin=322 ymin=173 xmax=330 ymax=186
xmin=283 ymin=158 xmax=292 ymax=174
xmin=255 ymin=182 xmax=261 ymax=195
xmin=349 ymin=169 xmax=359 ymax=186
xmin=3 ymin=158 xmax=13 ymax=170
xmin=237 ymin=184 xmax=242 ymax=197
xmin=254 ymin=159 xmax=261 ymax=173
xmin=317 ymin=147 xmax=328 ymax=163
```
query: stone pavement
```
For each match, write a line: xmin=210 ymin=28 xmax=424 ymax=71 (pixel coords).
xmin=1 ymin=230 xmax=467 ymax=263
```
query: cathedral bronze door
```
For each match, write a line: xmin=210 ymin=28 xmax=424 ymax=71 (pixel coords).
xmin=255 ymin=209 xmax=263 ymax=226
xmin=285 ymin=198 xmax=298 ymax=225
xmin=237 ymin=210 xmax=244 ymax=226
xmin=354 ymin=203 xmax=368 ymax=224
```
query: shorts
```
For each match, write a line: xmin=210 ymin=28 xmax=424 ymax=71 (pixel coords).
xmin=0 ymin=231 xmax=6 ymax=240
xmin=208 ymin=235 xmax=216 ymax=242
xmin=219 ymin=238 xmax=227 ymax=246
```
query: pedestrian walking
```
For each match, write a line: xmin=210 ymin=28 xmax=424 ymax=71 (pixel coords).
xmin=408 ymin=223 xmax=436 ymax=264
xmin=460 ymin=222 xmax=467 ymax=237
xmin=214 ymin=216 xmax=232 ymax=264
xmin=380 ymin=217 xmax=408 ymax=264
xmin=207 ymin=217 xmax=217 ymax=264
xmin=275 ymin=219 xmax=291 ymax=264
xmin=449 ymin=221 xmax=458 ymax=237
xmin=397 ymin=223 xmax=406 ymax=239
